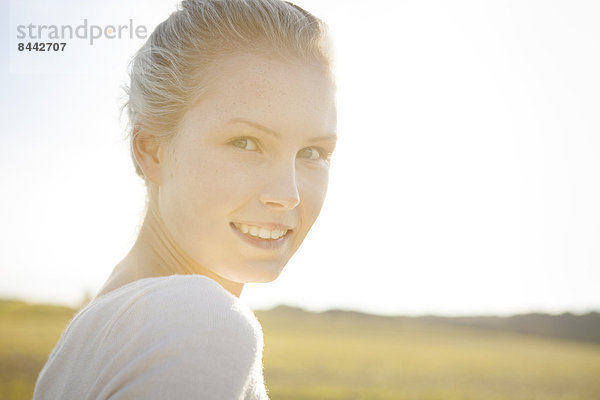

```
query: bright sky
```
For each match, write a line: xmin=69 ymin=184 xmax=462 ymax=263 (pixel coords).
xmin=1 ymin=0 xmax=599 ymax=316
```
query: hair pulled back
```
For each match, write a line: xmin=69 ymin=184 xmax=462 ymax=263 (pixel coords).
xmin=123 ymin=0 xmax=333 ymax=178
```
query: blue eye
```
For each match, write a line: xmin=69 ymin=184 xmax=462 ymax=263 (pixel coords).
xmin=230 ymin=137 xmax=259 ymax=151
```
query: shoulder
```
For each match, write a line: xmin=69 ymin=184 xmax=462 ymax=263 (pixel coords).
xmin=60 ymin=274 xmax=261 ymax=342
xmin=116 ymin=275 xmax=261 ymax=337
xmin=102 ymin=275 xmax=265 ymax=397
xmin=101 ymin=274 xmax=263 ymax=350
xmin=34 ymin=275 xmax=266 ymax=399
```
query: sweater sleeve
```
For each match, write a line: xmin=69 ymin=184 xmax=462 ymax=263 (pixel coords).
xmin=87 ymin=278 xmax=265 ymax=399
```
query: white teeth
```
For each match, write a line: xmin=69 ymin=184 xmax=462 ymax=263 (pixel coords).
xmin=258 ymin=228 xmax=271 ymax=239
xmin=234 ymin=223 xmax=288 ymax=240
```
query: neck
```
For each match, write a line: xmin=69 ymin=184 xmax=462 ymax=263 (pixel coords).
xmin=108 ymin=199 xmax=244 ymax=298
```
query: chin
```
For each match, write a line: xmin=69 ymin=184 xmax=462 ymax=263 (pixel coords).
xmin=234 ymin=261 xmax=286 ymax=284
xmin=251 ymin=271 xmax=282 ymax=283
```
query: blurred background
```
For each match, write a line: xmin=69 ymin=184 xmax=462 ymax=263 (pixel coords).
xmin=1 ymin=0 xmax=600 ymax=399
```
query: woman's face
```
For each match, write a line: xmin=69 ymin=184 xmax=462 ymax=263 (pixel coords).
xmin=156 ymin=53 xmax=337 ymax=283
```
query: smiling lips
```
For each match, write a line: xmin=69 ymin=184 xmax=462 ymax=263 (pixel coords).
xmin=230 ymin=221 xmax=293 ymax=250
xmin=232 ymin=222 xmax=289 ymax=239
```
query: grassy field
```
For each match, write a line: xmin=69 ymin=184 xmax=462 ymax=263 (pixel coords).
xmin=1 ymin=301 xmax=600 ymax=400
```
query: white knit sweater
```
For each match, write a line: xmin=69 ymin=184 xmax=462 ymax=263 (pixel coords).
xmin=33 ymin=275 xmax=269 ymax=399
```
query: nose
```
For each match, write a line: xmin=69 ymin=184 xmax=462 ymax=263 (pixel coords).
xmin=259 ymin=162 xmax=301 ymax=210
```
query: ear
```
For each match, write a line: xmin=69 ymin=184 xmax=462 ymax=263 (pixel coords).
xmin=132 ymin=130 xmax=164 ymax=184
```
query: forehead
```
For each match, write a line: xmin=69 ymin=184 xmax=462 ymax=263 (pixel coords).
xmin=184 ymin=52 xmax=337 ymax=137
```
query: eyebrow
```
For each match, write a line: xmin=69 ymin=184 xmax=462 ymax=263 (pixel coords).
xmin=228 ymin=118 xmax=337 ymax=143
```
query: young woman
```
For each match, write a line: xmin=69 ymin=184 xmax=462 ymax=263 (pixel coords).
xmin=33 ymin=0 xmax=336 ymax=398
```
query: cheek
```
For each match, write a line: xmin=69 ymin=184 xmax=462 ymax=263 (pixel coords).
xmin=160 ymin=150 xmax=262 ymax=230
xmin=298 ymin=168 xmax=330 ymax=223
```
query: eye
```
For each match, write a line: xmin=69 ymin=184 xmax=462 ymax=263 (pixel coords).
xmin=230 ymin=137 xmax=259 ymax=151
xmin=297 ymin=147 xmax=328 ymax=162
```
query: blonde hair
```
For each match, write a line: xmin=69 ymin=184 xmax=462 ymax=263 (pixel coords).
xmin=122 ymin=0 xmax=333 ymax=178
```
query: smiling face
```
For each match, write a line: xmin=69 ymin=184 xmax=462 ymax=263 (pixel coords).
xmin=153 ymin=53 xmax=337 ymax=283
